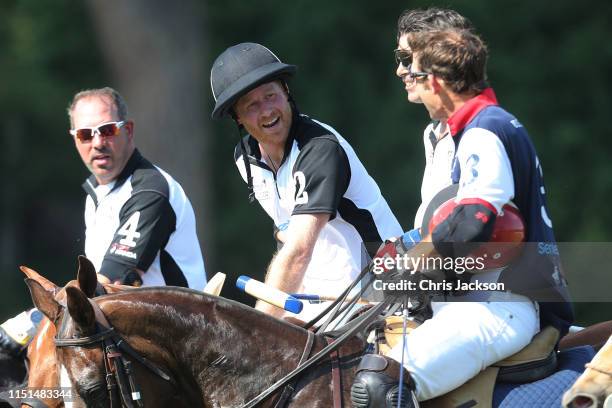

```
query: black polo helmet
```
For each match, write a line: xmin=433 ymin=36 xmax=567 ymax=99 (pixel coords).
xmin=210 ymin=42 xmax=297 ymax=119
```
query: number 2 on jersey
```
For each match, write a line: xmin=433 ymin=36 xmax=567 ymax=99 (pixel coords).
xmin=118 ymin=211 xmax=141 ymax=247
xmin=293 ymin=171 xmax=309 ymax=205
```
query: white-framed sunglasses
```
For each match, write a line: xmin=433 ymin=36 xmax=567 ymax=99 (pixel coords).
xmin=70 ymin=121 xmax=126 ymax=143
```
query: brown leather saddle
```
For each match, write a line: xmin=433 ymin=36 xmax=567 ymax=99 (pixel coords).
xmin=378 ymin=318 xmax=559 ymax=407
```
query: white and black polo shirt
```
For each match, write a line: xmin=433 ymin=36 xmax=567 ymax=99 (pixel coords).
xmin=82 ymin=150 xmax=207 ymax=289
xmin=235 ymin=114 xmax=403 ymax=300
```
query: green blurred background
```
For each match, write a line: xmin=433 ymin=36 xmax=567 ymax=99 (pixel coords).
xmin=1 ymin=0 xmax=610 ymax=325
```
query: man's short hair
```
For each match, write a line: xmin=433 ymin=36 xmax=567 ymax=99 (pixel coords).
xmin=409 ymin=29 xmax=488 ymax=95
xmin=397 ymin=7 xmax=474 ymax=40
xmin=67 ymin=87 xmax=128 ymax=128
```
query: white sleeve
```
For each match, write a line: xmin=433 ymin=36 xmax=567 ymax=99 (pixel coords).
xmin=414 ymin=123 xmax=437 ymax=229
xmin=455 ymin=128 xmax=514 ymax=213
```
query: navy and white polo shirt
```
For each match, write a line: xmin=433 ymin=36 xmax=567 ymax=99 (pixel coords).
xmin=82 ymin=149 xmax=207 ymax=289
xmin=235 ymin=114 xmax=403 ymax=300
xmin=420 ymin=88 xmax=573 ymax=333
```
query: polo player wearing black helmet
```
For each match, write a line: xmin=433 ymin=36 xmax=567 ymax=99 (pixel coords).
xmin=211 ymin=43 xmax=403 ymax=323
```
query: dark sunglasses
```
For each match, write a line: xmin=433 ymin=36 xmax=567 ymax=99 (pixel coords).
xmin=394 ymin=49 xmax=412 ymax=68
xmin=70 ymin=121 xmax=126 ymax=143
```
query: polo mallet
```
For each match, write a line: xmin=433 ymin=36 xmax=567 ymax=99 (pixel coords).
xmin=290 ymin=293 xmax=371 ymax=305
xmin=236 ymin=276 xmax=303 ymax=314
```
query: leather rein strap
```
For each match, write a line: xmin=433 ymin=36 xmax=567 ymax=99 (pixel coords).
xmin=326 ymin=337 xmax=343 ymax=408
xmin=241 ymin=300 xmax=389 ymax=408
xmin=272 ymin=330 xmax=315 ymax=408
xmin=54 ymin=299 xmax=176 ymax=408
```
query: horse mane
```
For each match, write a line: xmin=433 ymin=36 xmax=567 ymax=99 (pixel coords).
xmin=95 ymin=285 xmax=306 ymax=336
xmin=58 ymin=286 xmax=371 ymax=406
xmin=89 ymin=286 xmax=316 ymax=400
xmin=97 ymin=285 xmax=263 ymax=313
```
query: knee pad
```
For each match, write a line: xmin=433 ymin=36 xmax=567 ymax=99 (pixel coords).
xmin=350 ymin=354 xmax=418 ymax=408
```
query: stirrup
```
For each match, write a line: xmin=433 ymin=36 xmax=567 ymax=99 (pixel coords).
xmin=351 ymin=354 xmax=419 ymax=408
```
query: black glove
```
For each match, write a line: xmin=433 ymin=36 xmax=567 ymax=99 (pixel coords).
xmin=122 ymin=270 xmax=143 ymax=286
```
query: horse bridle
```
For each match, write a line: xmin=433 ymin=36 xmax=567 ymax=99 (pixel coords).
xmin=54 ymin=298 xmax=177 ymax=408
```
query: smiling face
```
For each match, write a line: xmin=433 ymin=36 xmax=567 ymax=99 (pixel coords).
xmin=233 ymin=81 xmax=293 ymax=146
xmin=396 ymin=33 xmax=423 ymax=104
xmin=70 ymin=95 xmax=135 ymax=185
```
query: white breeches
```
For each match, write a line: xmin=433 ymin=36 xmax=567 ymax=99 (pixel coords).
xmin=388 ymin=293 xmax=539 ymax=401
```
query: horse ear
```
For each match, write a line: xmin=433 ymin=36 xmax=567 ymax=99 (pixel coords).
xmin=20 ymin=265 xmax=60 ymax=293
xmin=77 ymin=255 xmax=98 ymax=298
xmin=25 ymin=278 xmax=62 ymax=322
xmin=65 ymin=286 xmax=96 ymax=334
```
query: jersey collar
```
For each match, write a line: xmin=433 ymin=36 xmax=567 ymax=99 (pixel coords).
xmin=82 ymin=149 xmax=143 ymax=201
xmin=447 ymin=88 xmax=498 ymax=137
xmin=280 ymin=111 xmax=303 ymax=166
xmin=112 ymin=149 xmax=143 ymax=191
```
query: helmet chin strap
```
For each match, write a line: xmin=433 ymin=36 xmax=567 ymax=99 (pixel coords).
xmin=229 ymin=110 xmax=255 ymax=203
xmin=234 ymin=121 xmax=256 ymax=204
xmin=284 ymin=81 xmax=300 ymax=116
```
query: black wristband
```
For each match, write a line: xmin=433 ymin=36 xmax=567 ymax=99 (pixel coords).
xmin=99 ymin=258 xmax=141 ymax=285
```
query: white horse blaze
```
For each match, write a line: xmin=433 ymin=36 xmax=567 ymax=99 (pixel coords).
xmin=59 ymin=364 xmax=75 ymax=408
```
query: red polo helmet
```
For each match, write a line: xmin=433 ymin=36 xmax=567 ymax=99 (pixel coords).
xmin=423 ymin=185 xmax=525 ymax=269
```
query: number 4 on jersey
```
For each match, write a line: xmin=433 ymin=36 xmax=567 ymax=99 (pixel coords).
xmin=118 ymin=211 xmax=141 ymax=247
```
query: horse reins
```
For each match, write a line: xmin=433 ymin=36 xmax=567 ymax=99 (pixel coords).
xmin=272 ymin=330 xmax=315 ymax=408
xmin=54 ymin=298 xmax=176 ymax=408
xmin=241 ymin=259 xmax=398 ymax=408
xmin=304 ymin=257 xmax=375 ymax=331
xmin=241 ymin=299 xmax=390 ymax=408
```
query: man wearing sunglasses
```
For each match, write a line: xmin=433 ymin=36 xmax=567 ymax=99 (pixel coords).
xmin=68 ymin=87 xmax=207 ymax=289
xmin=210 ymin=43 xmax=402 ymax=323
xmin=0 ymin=87 xmax=207 ymax=357
xmin=395 ymin=8 xmax=475 ymax=230
xmin=351 ymin=16 xmax=573 ymax=408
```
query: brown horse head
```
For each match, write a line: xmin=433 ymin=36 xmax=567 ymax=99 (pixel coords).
xmin=27 ymin=280 xmax=198 ymax=407
xmin=29 ymin=283 xmax=366 ymax=407
xmin=22 ymin=256 xmax=128 ymax=408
